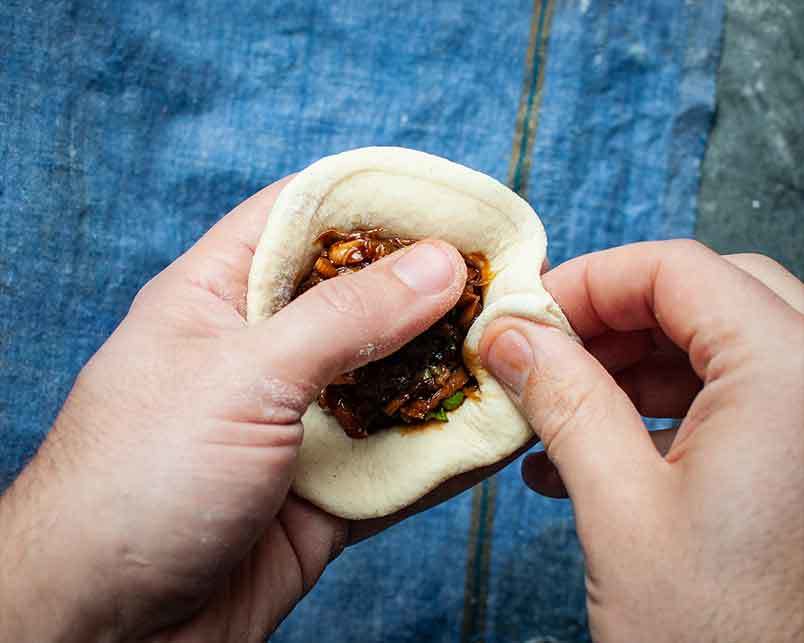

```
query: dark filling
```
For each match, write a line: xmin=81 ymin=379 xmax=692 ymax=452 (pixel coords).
xmin=293 ymin=228 xmax=487 ymax=439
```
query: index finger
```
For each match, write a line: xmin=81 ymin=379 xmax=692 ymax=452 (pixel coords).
xmin=161 ymin=176 xmax=296 ymax=318
xmin=543 ymin=240 xmax=799 ymax=380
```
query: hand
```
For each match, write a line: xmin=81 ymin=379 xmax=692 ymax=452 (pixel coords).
xmin=0 ymin=177 xmax=469 ymax=642
xmin=480 ymin=241 xmax=804 ymax=643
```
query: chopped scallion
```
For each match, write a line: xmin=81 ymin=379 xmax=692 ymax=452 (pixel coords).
xmin=426 ymin=407 xmax=449 ymax=422
xmin=442 ymin=391 xmax=465 ymax=411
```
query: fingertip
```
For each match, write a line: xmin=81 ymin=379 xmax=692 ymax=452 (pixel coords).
xmin=479 ymin=317 xmax=570 ymax=398
xmin=390 ymin=239 xmax=466 ymax=298
xmin=420 ymin=239 xmax=468 ymax=298
xmin=481 ymin=325 xmax=536 ymax=397
xmin=521 ymin=452 xmax=569 ymax=499
xmin=422 ymin=237 xmax=466 ymax=268
xmin=478 ymin=317 xmax=538 ymax=370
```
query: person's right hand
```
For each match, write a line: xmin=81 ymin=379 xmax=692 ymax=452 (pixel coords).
xmin=479 ymin=241 xmax=804 ymax=643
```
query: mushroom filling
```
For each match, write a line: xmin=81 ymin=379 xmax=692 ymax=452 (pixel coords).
xmin=293 ymin=228 xmax=487 ymax=439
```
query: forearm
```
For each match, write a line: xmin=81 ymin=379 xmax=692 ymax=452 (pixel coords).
xmin=0 ymin=451 xmax=119 ymax=643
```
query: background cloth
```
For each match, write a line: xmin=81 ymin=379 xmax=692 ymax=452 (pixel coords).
xmin=0 ymin=1 xmax=724 ymax=641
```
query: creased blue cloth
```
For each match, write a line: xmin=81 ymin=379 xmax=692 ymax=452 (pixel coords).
xmin=1 ymin=1 xmax=723 ymax=641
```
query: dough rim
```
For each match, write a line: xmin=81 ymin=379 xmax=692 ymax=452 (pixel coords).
xmin=246 ymin=147 xmax=575 ymax=519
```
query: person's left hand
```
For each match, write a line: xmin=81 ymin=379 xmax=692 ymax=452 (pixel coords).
xmin=0 ymin=177 xmax=471 ymax=642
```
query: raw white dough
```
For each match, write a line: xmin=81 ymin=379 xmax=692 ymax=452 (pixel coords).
xmin=247 ymin=147 xmax=575 ymax=519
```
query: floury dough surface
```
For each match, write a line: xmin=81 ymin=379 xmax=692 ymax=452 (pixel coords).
xmin=247 ymin=147 xmax=575 ymax=519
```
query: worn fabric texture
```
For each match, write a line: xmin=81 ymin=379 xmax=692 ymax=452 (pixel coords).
xmin=0 ymin=1 xmax=723 ymax=641
xmin=697 ymin=0 xmax=804 ymax=279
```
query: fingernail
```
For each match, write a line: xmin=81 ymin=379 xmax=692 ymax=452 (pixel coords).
xmin=486 ymin=329 xmax=534 ymax=396
xmin=392 ymin=242 xmax=455 ymax=295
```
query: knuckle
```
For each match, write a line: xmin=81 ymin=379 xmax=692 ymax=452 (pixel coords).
xmin=667 ymin=238 xmax=709 ymax=259
xmin=314 ymin=274 xmax=373 ymax=320
xmin=129 ymin=275 xmax=160 ymax=311
xmin=734 ymin=251 xmax=772 ymax=264
xmin=529 ymin=370 xmax=606 ymax=456
xmin=730 ymin=252 xmax=787 ymax=274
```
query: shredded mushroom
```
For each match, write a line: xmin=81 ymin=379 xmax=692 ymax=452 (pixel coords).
xmin=293 ymin=228 xmax=487 ymax=439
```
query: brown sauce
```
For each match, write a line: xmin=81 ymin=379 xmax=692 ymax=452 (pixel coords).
xmin=293 ymin=228 xmax=487 ymax=439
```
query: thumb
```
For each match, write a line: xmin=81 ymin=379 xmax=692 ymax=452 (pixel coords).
xmin=229 ymin=240 xmax=467 ymax=423
xmin=479 ymin=318 xmax=665 ymax=511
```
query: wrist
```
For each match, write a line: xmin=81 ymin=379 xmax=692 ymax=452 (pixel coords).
xmin=0 ymin=458 xmax=121 ymax=643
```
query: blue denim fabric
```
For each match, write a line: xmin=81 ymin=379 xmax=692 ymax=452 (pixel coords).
xmin=1 ymin=1 xmax=723 ymax=641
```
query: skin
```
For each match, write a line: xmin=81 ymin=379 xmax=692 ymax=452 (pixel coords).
xmin=0 ymin=175 xmax=801 ymax=641
xmin=481 ymin=240 xmax=804 ymax=643
xmin=0 ymin=178 xmax=471 ymax=642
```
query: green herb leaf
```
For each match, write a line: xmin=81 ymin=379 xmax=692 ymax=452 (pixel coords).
xmin=442 ymin=391 xmax=465 ymax=411
xmin=426 ymin=407 xmax=449 ymax=422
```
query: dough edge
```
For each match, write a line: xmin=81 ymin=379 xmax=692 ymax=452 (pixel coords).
xmin=247 ymin=147 xmax=575 ymax=519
